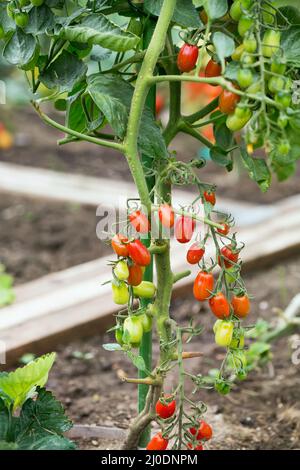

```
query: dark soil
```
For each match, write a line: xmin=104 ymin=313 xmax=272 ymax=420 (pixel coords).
xmin=1 ymin=106 xmax=300 ymax=204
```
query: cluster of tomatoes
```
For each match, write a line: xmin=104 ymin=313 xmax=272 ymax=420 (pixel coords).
xmin=146 ymin=394 xmax=213 ymax=451
xmin=2 ymin=0 xmax=44 ymax=32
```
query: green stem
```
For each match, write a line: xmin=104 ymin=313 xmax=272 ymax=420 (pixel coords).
xmin=184 ymin=97 xmax=219 ymax=124
xmin=178 ymin=121 xmax=214 ymax=149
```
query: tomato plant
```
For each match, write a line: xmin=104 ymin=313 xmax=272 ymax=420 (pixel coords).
xmin=1 ymin=0 xmax=299 ymax=452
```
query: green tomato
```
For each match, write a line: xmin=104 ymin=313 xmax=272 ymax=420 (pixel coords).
xmin=114 ymin=260 xmax=129 ymax=281
xmin=18 ymin=0 xmax=30 ymax=6
xmin=247 ymin=81 xmax=262 ymax=95
xmin=240 ymin=52 xmax=255 ymax=65
xmin=226 ymin=108 xmax=252 ymax=131
xmin=231 ymin=44 xmax=245 ymax=61
xmin=15 ymin=12 xmax=29 ymax=28
xmin=230 ymin=329 xmax=245 ymax=349
xmin=115 ymin=326 xmax=124 ymax=346
xmin=237 ymin=68 xmax=253 ymax=88
xmin=139 ymin=313 xmax=152 ymax=333
xmin=277 ymin=113 xmax=288 ymax=129
xmin=243 ymin=34 xmax=257 ymax=53
xmin=238 ymin=16 xmax=254 ymax=37
xmin=123 ymin=315 xmax=143 ymax=347
xmin=240 ymin=0 xmax=252 ymax=7
xmin=225 ymin=267 xmax=239 ymax=284
xmin=275 ymin=91 xmax=291 ymax=107
xmin=7 ymin=4 xmax=15 ymax=20
xmin=278 ymin=139 xmax=291 ymax=156
xmin=112 ymin=281 xmax=129 ymax=305
xmin=268 ymin=76 xmax=285 ymax=94
xmin=133 ymin=281 xmax=156 ymax=299
xmin=263 ymin=3 xmax=275 ymax=25
xmin=262 ymin=30 xmax=281 ymax=58
xmin=230 ymin=0 xmax=242 ymax=21
xmin=31 ymin=0 xmax=44 ymax=5
xmin=215 ymin=321 xmax=234 ymax=347
xmin=215 ymin=380 xmax=231 ymax=395
xmin=271 ymin=59 xmax=286 ymax=75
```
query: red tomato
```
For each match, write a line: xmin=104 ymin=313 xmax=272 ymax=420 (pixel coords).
xmin=155 ymin=395 xmax=176 ymax=419
xmin=217 ymin=223 xmax=230 ymax=236
xmin=158 ymin=204 xmax=175 ymax=228
xmin=111 ymin=233 xmax=129 ymax=257
xmin=146 ymin=432 xmax=168 ymax=451
xmin=209 ymin=292 xmax=231 ymax=319
xmin=187 ymin=442 xmax=204 ymax=450
xmin=190 ymin=420 xmax=213 ymax=441
xmin=175 ymin=216 xmax=195 ymax=244
xmin=127 ymin=263 xmax=143 ymax=286
xmin=128 ymin=239 xmax=151 ymax=266
xmin=156 ymin=93 xmax=165 ymax=116
xmin=231 ymin=294 xmax=250 ymax=318
xmin=218 ymin=245 xmax=239 ymax=269
xmin=219 ymin=86 xmax=241 ymax=114
xmin=129 ymin=210 xmax=150 ymax=234
xmin=177 ymin=43 xmax=199 ymax=73
xmin=205 ymin=59 xmax=222 ymax=80
xmin=203 ymin=191 xmax=216 ymax=206
xmin=186 ymin=242 xmax=205 ymax=265
xmin=193 ymin=271 xmax=214 ymax=301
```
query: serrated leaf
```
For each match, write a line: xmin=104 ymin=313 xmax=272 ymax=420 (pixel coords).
xmin=60 ymin=13 xmax=139 ymax=52
xmin=3 ymin=29 xmax=37 ymax=67
xmin=87 ymin=73 xmax=168 ymax=158
xmin=240 ymin=147 xmax=271 ymax=192
xmin=214 ymin=119 xmax=233 ymax=151
xmin=281 ymin=26 xmax=300 ymax=66
xmin=0 ymin=399 xmax=10 ymax=441
xmin=213 ymin=32 xmax=235 ymax=69
xmin=18 ymin=434 xmax=75 ymax=450
xmin=145 ymin=0 xmax=202 ymax=28
xmin=0 ymin=4 xmax=15 ymax=33
xmin=40 ymin=50 xmax=87 ymax=92
xmin=0 ymin=353 xmax=56 ymax=410
xmin=25 ymin=5 xmax=55 ymax=35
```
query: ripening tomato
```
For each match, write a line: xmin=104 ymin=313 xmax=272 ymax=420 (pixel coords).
xmin=205 ymin=59 xmax=222 ymax=81
xmin=218 ymin=245 xmax=239 ymax=269
xmin=133 ymin=281 xmax=156 ymax=299
xmin=114 ymin=260 xmax=129 ymax=281
xmin=193 ymin=271 xmax=214 ymax=301
xmin=175 ymin=216 xmax=195 ymax=244
xmin=203 ymin=191 xmax=216 ymax=206
xmin=129 ymin=210 xmax=150 ymax=234
xmin=111 ymin=233 xmax=129 ymax=257
xmin=215 ymin=320 xmax=234 ymax=347
xmin=155 ymin=395 xmax=176 ymax=419
xmin=127 ymin=263 xmax=143 ymax=286
xmin=217 ymin=223 xmax=230 ymax=236
xmin=209 ymin=292 xmax=231 ymax=319
xmin=231 ymin=294 xmax=250 ymax=318
xmin=177 ymin=43 xmax=199 ymax=73
xmin=146 ymin=432 xmax=169 ymax=451
xmin=219 ymin=86 xmax=241 ymax=114
xmin=112 ymin=282 xmax=129 ymax=305
xmin=158 ymin=203 xmax=175 ymax=228
xmin=123 ymin=315 xmax=144 ymax=347
xmin=128 ymin=239 xmax=151 ymax=266
xmin=186 ymin=242 xmax=205 ymax=265
xmin=190 ymin=420 xmax=213 ymax=441
xmin=156 ymin=93 xmax=165 ymax=115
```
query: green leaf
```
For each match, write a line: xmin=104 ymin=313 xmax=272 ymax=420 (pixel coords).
xmin=281 ymin=26 xmax=300 ymax=66
xmin=0 ymin=441 xmax=18 ymax=450
xmin=87 ymin=73 xmax=168 ymax=158
xmin=3 ymin=29 xmax=37 ymax=68
xmin=126 ymin=351 xmax=147 ymax=372
xmin=40 ymin=51 xmax=87 ymax=92
xmin=212 ymin=32 xmax=235 ymax=69
xmin=278 ymin=6 xmax=300 ymax=26
xmin=145 ymin=0 xmax=202 ymax=28
xmin=271 ymin=160 xmax=296 ymax=181
xmin=240 ymin=147 xmax=271 ymax=192
xmin=0 ymin=4 xmax=15 ymax=33
xmin=60 ymin=13 xmax=139 ymax=52
xmin=102 ymin=343 xmax=122 ymax=351
xmin=0 ymin=353 xmax=56 ymax=410
xmin=18 ymin=434 xmax=75 ymax=450
xmin=25 ymin=5 xmax=55 ymax=35
xmin=210 ymin=146 xmax=231 ymax=166
xmin=200 ymin=0 xmax=228 ymax=19
xmin=214 ymin=119 xmax=233 ymax=151
xmin=0 ymin=399 xmax=10 ymax=441
xmin=224 ymin=61 xmax=240 ymax=81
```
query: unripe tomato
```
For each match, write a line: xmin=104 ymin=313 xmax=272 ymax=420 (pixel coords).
xmin=226 ymin=108 xmax=252 ymax=131
xmin=215 ymin=320 xmax=234 ymax=347
xmin=275 ymin=91 xmax=291 ymax=107
xmin=268 ymin=76 xmax=285 ymax=94
xmin=219 ymin=87 xmax=241 ymax=114
xmin=238 ymin=16 xmax=254 ymax=37
xmin=127 ymin=263 xmax=143 ymax=286
xmin=123 ymin=315 xmax=143 ymax=347
xmin=230 ymin=1 xmax=242 ymax=21
xmin=129 ymin=210 xmax=150 ymax=234
xmin=186 ymin=242 xmax=205 ymax=265
xmin=128 ymin=239 xmax=151 ymax=266
xmin=240 ymin=52 xmax=255 ymax=66
xmin=112 ymin=281 xmax=129 ymax=305
xmin=15 ymin=12 xmax=29 ymax=28
xmin=225 ymin=267 xmax=238 ymax=284
xmin=219 ymin=245 xmax=239 ymax=268
xmin=230 ymin=329 xmax=245 ymax=349
xmin=115 ymin=326 xmax=124 ymax=346
xmin=203 ymin=190 xmax=216 ymax=205
xmin=146 ymin=432 xmax=168 ymax=451
xmin=31 ymin=0 xmax=44 ymax=6
xmin=205 ymin=59 xmax=222 ymax=80
xmin=177 ymin=43 xmax=199 ymax=73
xmin=155 ymin=395 xmax=176 ymax=419
xmin=217 ymin=223 xmax=230 ymax=236
xmin=237 ymin=68 xmax=253 ymax=89
xmin=278 ymin=139 xmax=291 ymax=156
xmin=231 ymin=294 xmax=250 ymax=318
xmin=158 ymin=203 xmax=174 ymax=228
xmin=139 ymin=313 xmax=152 ymax=333
xmin=133 ymin=281 xmax=156 ymax=299
xmin=209 ymin=292 xmax=231 ymax=319
xmin=262 ymin=30 xmax=281 ymax=58
xmin=271 ymin=59 xmax=286 ymax=75
xmin=243 ymin=34 xmax=257 ymax=53
xmin=193 ymin=271 xmax=214 ymax=301
xmin=277 ymin=113 xmax=288 ymax=129
xmin=111 ymin=233 xmax=129 ymax=257
xmin=190 ymin=420 xmax=213 ymax=441
xmin=175 ymin=215 xmax=195 ymax=244
xmin=231 ymin=44 xmax=245 ymax=61
xmin=114 ymin=260 xmax=129 ymax=281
